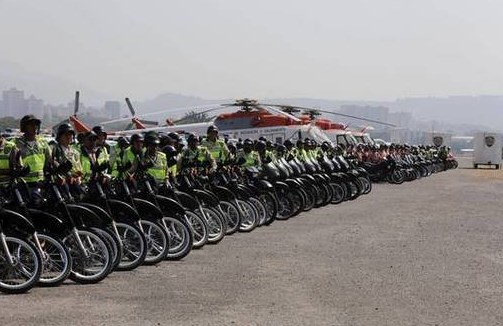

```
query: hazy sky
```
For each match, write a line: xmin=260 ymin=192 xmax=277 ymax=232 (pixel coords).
xmin=1 ymin=0 xmax=502 ymax=102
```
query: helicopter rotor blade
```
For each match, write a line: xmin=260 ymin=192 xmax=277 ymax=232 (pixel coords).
xmin=121 ymin=104 xmax=222 ymax=119
xmin=99 ymin=117 xmax=159 ymax=126
xmin=99 ymin=117 xmax=135 ymax=125
xmin=221 ymin=98 xmax=260 ymax=108
xmin=74 ymin=91 xmax=80 ymax=116
xmin=304 ymin=109 xmax=321 ymax=117
xmin=261 ymin=103 xmax=317 ymax=112
xmin=262 ymin=105 xmax=303 ymax=122
xmin=220 ymin=100 xmax=304 ymax=122
xmin=196 ymin=106 xmax=230 ymax=115
xmin=100 ymin=104 xmax=225 ymax=126
xmin=140 ymin=119 xmax=159 ymax=126
xmin=261 ymin=104 xmax=300 ymax=111
xmin=125 ymin=98 xmax=136 ymax=117
xmin=275 ymin=105 xmax=302 ymax=114
xmin=262 ymin=103 xmax=396 ymax=127
xmin=314 ymin=109 xmax=397 ymax=127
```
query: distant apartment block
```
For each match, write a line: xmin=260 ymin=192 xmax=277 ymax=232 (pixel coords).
xmin=2 ymin=87 xmax=25 ymax=117
xmin=26 ymin=95 xmax=44 ymax=117
xmin=1 ymin=87 xmax=44 ymax=118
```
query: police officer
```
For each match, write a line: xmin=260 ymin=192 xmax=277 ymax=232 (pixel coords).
xmin=122 ymin=134 xmax=144 ymax=171
xmin=163 ymin=133 xmax=184 ymax=179
xmin=8 ymin=115 xmax=52 ymax=206
xmin=0 ymin=132 xmax=16 ymax=186
xmin=110 ymin=136 xmax=130 ymax=177
xmin=92 ymin=125 xmax=111 ymax=153
xmin=283 ymin=139 xmax=296 ymax=161
xmin=159 ymin=133 xmax=173 ymax=149
xmin=163 ymin=145 xmax=179 ymax=180
xmin=255 ymin=140 xmax=275 ymax=164
xmin=275 ymin=144 xmax=288 ymax=160
xmin=295 ymin=139 xmax=309 ymax=162
xmin=308 ymin=139 xmax=322 ymax=160
xmin=201 ymin=125 xmax=229 ymax=166
xmin=168 ymin=132 xmax=184 ymax=154
xmin=236 ymin=139 xmax=261 ymax=168
xmin=142 ymin=132 xmax=168 ymax=184
xmin=177 ymin=133 xmax=216 ymax=172
xmin=79 ymin=131 xmax=109 ymax=182
xmin=52 ymin=123 xmax=83 ymax=182
xmin=10 ymin=115 xmax=52 ymax=185
xmin=320 ymin=141 xmax=334 ymax=158
xmin=226 ymin=142 xmax=238 ymax=165
xmin=92 ymin=125 xmax=110 ymax=171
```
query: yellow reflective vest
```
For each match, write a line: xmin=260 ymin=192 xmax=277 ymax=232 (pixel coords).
xmin=236 ymin=150 xmax=261 ymax=167
xmin=0 ymin=140 xmax=15 ymax=184
xmin=177 ymin=146 xmax=216 ymax=171
xmin=167 ymin=153 xmax=180 ymax=178
xmin=144 ymin=151 xmax=168 ymax=184
xmin=201 ymin=139 xmax=229 ymax=164
xmin=79 ymin=147 xmax=108 ymax=182
xmin=14 ymin=136 xmax=51 ymax=183
xmin=51 ymin=143 xmax=83 ymax=177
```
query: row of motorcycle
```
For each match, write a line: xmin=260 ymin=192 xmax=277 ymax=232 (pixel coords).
xmin=0 ymin=152 xmax=455 ymax=294
xmin=362 ymin=154 xmax=458 ymax=184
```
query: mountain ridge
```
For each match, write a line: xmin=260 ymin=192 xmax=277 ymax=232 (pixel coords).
xmin=1 ymin=62 xmax=502 ymax=131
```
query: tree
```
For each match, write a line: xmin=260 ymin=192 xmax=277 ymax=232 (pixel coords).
xmin=0 ymin=117 xmax=19 ymax=130
xmin=175 ymin=110 xmax=212 ymax=124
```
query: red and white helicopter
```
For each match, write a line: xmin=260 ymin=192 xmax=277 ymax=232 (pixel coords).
xmin=98 ymin=98 xmax=334 ymax=144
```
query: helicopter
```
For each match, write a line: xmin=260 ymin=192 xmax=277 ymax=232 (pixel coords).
xmin=268 ymin=104 xmax=396 ymax=146
xmin=56 ymin=92 xmax=396 ymax=146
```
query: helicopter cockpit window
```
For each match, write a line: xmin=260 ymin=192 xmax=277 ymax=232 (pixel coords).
xmin=214 ymin=117 xmax=252 ymax=130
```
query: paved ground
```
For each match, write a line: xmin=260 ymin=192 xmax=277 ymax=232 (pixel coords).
xmin=3 ymin=160 xmax=503 ymax=326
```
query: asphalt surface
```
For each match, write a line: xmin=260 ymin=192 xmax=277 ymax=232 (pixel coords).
xmin=2 ymin=160 xmax=503 ymax=326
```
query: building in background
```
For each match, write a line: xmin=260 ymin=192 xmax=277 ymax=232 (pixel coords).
xmin=2 ymin=88 xmax=26 ymax=117
xmin=1 ymin=88 xmax=44 ymax=118
xmin=26 ymin=95 xmax=44 ymax=117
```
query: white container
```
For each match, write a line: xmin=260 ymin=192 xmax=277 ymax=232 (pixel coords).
xmin=473 ymin=132 xmax=502 ymax=169
xmin=425 ymin=133 xmax=452 ymax=147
